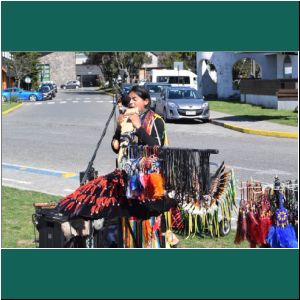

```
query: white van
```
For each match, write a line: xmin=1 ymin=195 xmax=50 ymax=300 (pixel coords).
xmin=151 ymin=69 xmax=198 ymax=90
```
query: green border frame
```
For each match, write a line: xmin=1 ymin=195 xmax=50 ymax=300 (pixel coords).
xmin=2 ymin=250 xmax=299 ymax=299
xmin=1 ymin=1 xmax=299 ymax=299
xmin=1 ymin=1 xmax=299 ymax=51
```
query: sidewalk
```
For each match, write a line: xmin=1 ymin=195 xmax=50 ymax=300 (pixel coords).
xmin=210 ymin=111 xmax=298 ymax=139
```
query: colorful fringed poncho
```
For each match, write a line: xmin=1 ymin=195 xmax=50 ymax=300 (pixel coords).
xmin=266 ymin=192 xmax=298 ymax=248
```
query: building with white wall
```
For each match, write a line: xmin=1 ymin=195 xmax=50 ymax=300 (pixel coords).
xmin=196 ymin=52 xmax=298 ymax=110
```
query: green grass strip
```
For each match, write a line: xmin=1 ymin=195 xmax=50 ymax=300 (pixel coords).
xmin=209 ymin=99 xmax=298 ymax=127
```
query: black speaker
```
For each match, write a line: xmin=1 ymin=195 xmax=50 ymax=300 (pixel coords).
xmin=33 ymin=208 xmax=106 ymax=248
xmin=33 ymin=208 xmax=67 ymax=248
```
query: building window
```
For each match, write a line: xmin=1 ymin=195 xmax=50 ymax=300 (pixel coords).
xmin=283 ymin=55 xmax=292 ymax=79
xmin=37 ymin=64 xmax=50 ymax=82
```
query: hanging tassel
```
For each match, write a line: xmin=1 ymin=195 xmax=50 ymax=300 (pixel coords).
xmin=149 ymin=173 xmax=164 ymax=199
xmin=246 ymin=210 xmax=260 ymax=248
xmin=259 ymin=213 xmax=273 ymax=245
xmin=235 ymin=210 xmax=247 ymax=244
xmin=144 ymin=174 xmax=155 ymax=199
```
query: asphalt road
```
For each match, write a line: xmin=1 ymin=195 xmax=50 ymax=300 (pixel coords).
xmin=2 ymin=87 xmax=298 ymax=199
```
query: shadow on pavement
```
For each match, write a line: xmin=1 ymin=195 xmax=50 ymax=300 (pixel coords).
xmin=167 ymin=119 xmax=208 ymax=125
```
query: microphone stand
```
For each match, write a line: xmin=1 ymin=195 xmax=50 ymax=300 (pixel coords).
xmin=79 ymin=83 xmax=121 ymax=248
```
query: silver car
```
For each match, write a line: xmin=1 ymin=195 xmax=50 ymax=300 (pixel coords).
xmin=155 ymin=87 xmax=210 ymax=122
xmin=144 ymin=83 xmax=171 ymax=110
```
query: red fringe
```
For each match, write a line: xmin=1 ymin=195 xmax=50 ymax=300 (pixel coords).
xmin=259 ymin=216 xmax=272 ymax=244
xmin=235 ymin=211 xmax=247 ymax=244
xmin=246 ymin=211 xmax=260 ymax=248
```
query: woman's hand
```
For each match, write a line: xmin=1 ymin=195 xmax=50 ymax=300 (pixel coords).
xmin=112 ymin=139 xmax=120 ymax=151
xmin=128 ymin=114 xmax=141 ymax=129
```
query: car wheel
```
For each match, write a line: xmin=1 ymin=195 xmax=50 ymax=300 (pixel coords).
xmin=202 ymin=119 xmax=210 ymax=123
xmin=219 ymin=219 xmax=231 ymax=237
xmin=29 ymin=95 xmax=37 ymax=102
xmin=2 ymin=96 xmax=7 ymax=102
xmin=163 ymin=108 xmax=168 ymax=122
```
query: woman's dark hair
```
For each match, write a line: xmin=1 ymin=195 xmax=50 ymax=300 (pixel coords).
xmin=128 ymin=85 xmax=151 ymax=108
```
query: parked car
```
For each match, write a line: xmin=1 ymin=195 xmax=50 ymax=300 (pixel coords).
xmin=144 ymin=83 xmax=171 ymax=110
xmin=121 ymin=83 xmax=133 ymax=95
xmin=61 ymin=80 xmax=80 ymax=89
xmin=41 ymin=83 xmax=56 ymax=98
xmin=155 ymin=87 xmax=210 ymax=122
xmin=42 ymin=81 xmax=58 ymax=93
xmin=2 ymin=87 xmax=44 ymax=102
xmin=53 ymin=83 xmax=58 ymax=93
xmin=138 ymin=79 xmax=148 ymax=86
xmin=38 ymin=85 xmax=53 ymax=100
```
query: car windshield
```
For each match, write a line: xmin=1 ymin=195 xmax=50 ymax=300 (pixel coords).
xmin=168 ymin=89 xmax=200 ymax=99
xmin=145 ymin=85 xmax=169 ymax=93
xmin=40 ymin=86 xmax=50 ymax=92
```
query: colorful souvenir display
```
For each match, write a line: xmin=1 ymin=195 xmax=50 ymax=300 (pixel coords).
xmin=121 ymin=211 xmax=176 ymax=248
xmin=171 ymin=167 xmax=237 ymax=238
xmin=235 ymin=177 xmax=298 ymax=248
xmin=57 ymin=145 xmax=236 ymax=247
xmin=120 ymin=145 xmax=165 ymax=202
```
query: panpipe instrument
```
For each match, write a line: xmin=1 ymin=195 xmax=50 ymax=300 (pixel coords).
xmin=117 ymin=107 xmax=139 ymax=164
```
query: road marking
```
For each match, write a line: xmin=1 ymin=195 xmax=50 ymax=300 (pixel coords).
xmin=85 ymin=98 xmax=90 ymax=100
xmin=19 ymin=100 xmax=108 ymax=105
xmin=63 ymin=172 xmax=78 ymax=178
xmin=2 ymin=178 xmax=32 ymax=185
xmin=2 ymin=163 xmax=79 ymax=179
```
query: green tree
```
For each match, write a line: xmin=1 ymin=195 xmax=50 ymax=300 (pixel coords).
xmin=232 ymin=58 xmax=260 ymax=80
xmin=232 ymin=58 xmax=261 ymax=89
xmin=158 ymin=52 xmax=196 ymax=73
xmin=6 ymin=52 xmax=41 ymax=89
xmin=85 ymin=52 xmax=152 ymax=86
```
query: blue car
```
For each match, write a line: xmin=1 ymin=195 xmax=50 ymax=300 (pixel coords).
xmin=2 ymin=88 xmax=44 ymax=102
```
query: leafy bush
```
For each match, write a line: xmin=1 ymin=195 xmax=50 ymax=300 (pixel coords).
xmin=9 ymin=95 xmax=21 ymax=103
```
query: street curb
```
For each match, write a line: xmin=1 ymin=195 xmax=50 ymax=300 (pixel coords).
xmin=2 ymin=103 xmax=23 ymax=116
xmin=211 ymin=120 xmax=298 ymax=139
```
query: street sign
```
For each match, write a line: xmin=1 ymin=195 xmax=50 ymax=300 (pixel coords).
xmin=25 ymin=76 xmax=31 ymax=83
xmin=174 ymin=62 xmax=183 ymax=71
